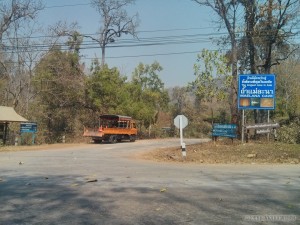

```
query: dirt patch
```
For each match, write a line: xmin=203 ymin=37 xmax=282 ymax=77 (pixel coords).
xmin=139 ymin=140 xmax=300 ymax=164
xmin=0 ymin=143 xmax=87 ymax=152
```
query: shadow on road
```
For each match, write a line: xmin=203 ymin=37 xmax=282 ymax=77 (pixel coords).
xmin=1 ymin=172 xmax=299 ymax=225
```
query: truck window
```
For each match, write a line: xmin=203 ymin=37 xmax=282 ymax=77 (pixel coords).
xmin=118 ymin=121 xmax=129 ymax=128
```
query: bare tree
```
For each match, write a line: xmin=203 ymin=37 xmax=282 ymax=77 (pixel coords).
xmin=254 ymin=0 xmax=299 ymax=74
xmin=192 ymin=0 xmax=241 ymax=118
xmin=0 ymin=0 xmax=44 ymax=109
xmin=89 ymin=0 xmax=139 ymax=66
xmin=0 ymin=0 xmax=43 ymax=42
xmin=239 ymin=0 xmax=299 ymax=123
xmin=240 ymin=0 xmax=257 ymax=74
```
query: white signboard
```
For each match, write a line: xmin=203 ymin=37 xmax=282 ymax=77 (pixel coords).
xmin=174 ymin=115 xmax=188 ymax=157
xmin=174 ymin=115 xmax=188 ymax=129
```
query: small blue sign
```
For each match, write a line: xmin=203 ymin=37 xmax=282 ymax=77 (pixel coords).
xmin=238 ymin=74 xmax=276 ymax=110
xmin=212 ymin=124 xmax=237 ymax=138
xmin=20 ymin=122 xmax=37 ymax=133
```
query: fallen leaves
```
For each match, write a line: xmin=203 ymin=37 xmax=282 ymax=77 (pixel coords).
xmin=86 ymin=178 xmax=98 ymax=183
xmin=247 ymin=153 xmax=257 ymax=158
xmin=85 ymin=175 xmax=98 ymax=183
xmin=160 ymin=188 xmax=167 ymax=192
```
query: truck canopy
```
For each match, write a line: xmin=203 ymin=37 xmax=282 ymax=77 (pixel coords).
xmin=100 ymin=115 xmax=135 ymax=129
xmin=100 ymin=115 xmax=132 ymax=121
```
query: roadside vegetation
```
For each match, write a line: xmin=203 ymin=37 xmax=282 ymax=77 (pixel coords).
xmin=0 ymin=0 xmax=300 ymax=148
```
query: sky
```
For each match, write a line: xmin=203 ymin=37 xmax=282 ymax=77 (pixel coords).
xmin=39 ymin=0 xmax=222 ymax=88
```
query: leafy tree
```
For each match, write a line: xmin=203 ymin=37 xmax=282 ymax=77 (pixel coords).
xmin=89 ymin=0 xmax=139 ymax=66
xmin=189 ymin=49 xmax=232 ymax=124
xmin=85 ymin=60 xmax=127 ymax=114
xmin=171 ymin=86 xmax=190 ymax=116
xmin=274 ymin=55 xmax=300 ymax=120
xmin=33 ymin=46 xmax=85 ymax=142
xmin=169 ymin=86 xmax=205 ymax=137
xmin=130 ymin=62 xmax=169 ymax=132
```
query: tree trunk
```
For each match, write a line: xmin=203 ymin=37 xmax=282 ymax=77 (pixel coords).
xmin=101 ymin=46 xmax=105 ymax=67
xmin=245 ymin=0 xmax=257 ymax=75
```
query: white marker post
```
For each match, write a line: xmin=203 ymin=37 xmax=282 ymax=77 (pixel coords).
xmin=174 ymin=115 xmax=188 ymax=158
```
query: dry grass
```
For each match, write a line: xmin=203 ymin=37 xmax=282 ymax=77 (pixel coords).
xmin=140 ymin=140 xmax=300 ymax=164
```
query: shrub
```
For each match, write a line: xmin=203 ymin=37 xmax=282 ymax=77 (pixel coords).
xmin=277 ymin=121 xmax=300 ymax=144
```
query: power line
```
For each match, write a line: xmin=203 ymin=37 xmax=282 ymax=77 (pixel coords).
xmin=1 ymin=31 xmax=298 ymax=54
xmin=2 ymin=25 xmax=300 ymax=43
xmin=44 ymin=3 xmax=91 ymax=9
xmin=104 ymin=50 xmax=215 ymax=59
xmin=2 ymin=26 xmax=300 ymax=49
xmin=1 ymin=48 xmax=230 ymax=64
xmin=137 ymin=27 xmax=221 ymax=33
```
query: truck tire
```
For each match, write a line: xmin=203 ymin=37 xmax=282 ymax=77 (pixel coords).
xmin=93 ymin=139 xmax=102 ymax=144
xmin=109 ymin=135 xmax=117 ymax=144
xmin=129 ymin=135 xmax=136 ymax=142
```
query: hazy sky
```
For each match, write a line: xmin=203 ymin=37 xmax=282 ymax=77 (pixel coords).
xmin=40 ymin=0 xmax=222 ymax=87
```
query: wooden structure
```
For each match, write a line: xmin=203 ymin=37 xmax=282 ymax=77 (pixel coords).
xmin=0 ymin=106 xmax=28 ymax=145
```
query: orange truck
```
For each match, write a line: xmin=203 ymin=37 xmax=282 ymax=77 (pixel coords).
xmin=83 ymin=114 xmax=137 ymax=143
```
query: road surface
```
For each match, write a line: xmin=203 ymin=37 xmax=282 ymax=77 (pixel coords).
xmin=0 ymin=139 xmax=299 ymax=224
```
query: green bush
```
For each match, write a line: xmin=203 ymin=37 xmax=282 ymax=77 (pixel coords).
xmin=277 ymin=121 xmax=300 ymax=144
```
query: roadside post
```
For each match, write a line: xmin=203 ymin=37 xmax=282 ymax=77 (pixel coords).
xmin=238 ymin=74 xmax=276 ymax=143
xmin=212 ymin=124 xmax=237 ymax=142
xmin=20 ymin=122 xmax=37 ymax=145
xmin=174 ymin=115 xmax=188 ymax=157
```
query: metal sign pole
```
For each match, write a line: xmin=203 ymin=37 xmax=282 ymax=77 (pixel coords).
xmin=174 ymin=115 xmax=188 ymax=158
xmin=241 ymin=110 xmax=245 ymax=143
xmin=267 ymin=110 xmax=270 ymax=141
xmin=180 ymin=115 xmax=184 ymax=146
xmin=180 ymin=116 xmax=186 ymax=157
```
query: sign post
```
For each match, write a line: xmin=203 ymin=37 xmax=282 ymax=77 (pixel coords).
xmin=212 ymin=124 xmax=237 ymax=139
xmin=238 ymin=74 xmax=276 ymax=110
xmin=174 ymin=115 xmax=188 ymax=157
xmin=20 ymin=122 xmax=37 ymax=145
xmin=238 ymin=74 xmax=276 ymax=143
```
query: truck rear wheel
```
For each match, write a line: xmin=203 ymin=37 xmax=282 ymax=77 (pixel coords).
xmin=130 ymin=135 xmax=136 ymax=142
xmin=109 ymin=135 xmax=117 ymax=144
xmin=93 ymin=139 xmax=102 ymax=144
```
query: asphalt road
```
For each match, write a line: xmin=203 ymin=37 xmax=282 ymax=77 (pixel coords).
xmin=0 ymin=139 xmax=299 ymax=225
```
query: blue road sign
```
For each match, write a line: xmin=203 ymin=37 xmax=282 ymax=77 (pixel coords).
xmin=238 ymin=74 xmax=276 ymax=110
xmin=212 ymin=124 xmax=237 ymax=138
xmin=20 ymin=122 xmax=37 ymax=133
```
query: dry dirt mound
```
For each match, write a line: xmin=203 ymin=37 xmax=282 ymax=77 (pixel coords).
xmin=140 ymin=140 xmax=300 ymax=164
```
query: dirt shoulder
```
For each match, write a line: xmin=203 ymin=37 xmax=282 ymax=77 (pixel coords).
xmin=139 ymin=140 xmax=300 ymax=164
xmin=0 ymin=143 xmax=87 ymax=152
xmin=2 ymin=139 xmax=300 ymax=164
